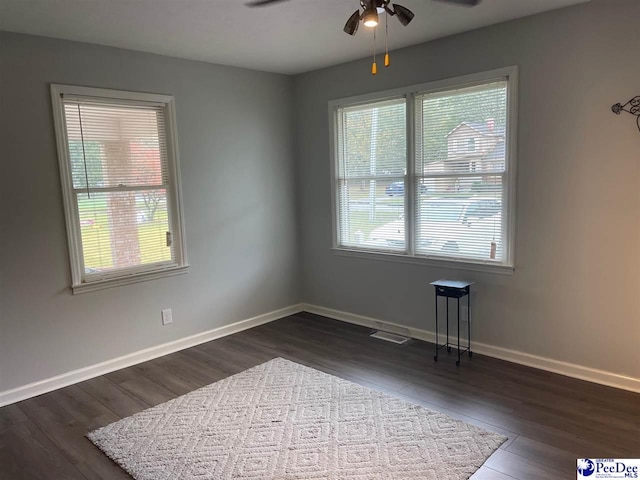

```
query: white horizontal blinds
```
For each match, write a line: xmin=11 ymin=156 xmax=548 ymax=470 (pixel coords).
xmin=63 ymin=99 xmax=174 ymax=279
xmin=415 ymin=81 xmax=508 ymax=262
xmin=336 ymin=98 xmax=406 ymax=251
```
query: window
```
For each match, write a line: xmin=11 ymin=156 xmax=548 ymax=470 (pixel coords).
xmin=330 ymin=67 xmax=517 ymax=272
xmin=335 ymin=98 xmax=407 ymax=251
xmin=51 ymin=85 xmax=188 ymax=293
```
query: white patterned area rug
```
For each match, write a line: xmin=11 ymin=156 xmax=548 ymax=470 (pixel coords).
xmin=88 ymin=358 xmax=506 ymax=479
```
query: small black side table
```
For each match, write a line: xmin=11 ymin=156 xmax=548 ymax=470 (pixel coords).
xmin=431 ymin=280 xmax=473 ymax=366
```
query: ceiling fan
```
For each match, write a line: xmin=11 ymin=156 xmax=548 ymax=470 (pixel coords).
xmin=246 ymin=0 xmax=482 ymax=74
xmin=342 ymin=0 xmax=481 ymax=35
xmin=246 ymin=0 xmax=482 ymax=32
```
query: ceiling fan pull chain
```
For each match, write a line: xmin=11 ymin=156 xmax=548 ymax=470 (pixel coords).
xmin=372 ymin=26 xmax=377 ymax=75
xmin=384 ymin=10 xmax=390 ymax=67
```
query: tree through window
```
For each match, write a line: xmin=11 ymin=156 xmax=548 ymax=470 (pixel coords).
xmin=51 ymin=85 xmax=188 ymax=293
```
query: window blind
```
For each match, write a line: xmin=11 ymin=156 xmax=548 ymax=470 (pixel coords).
xmin=331 ymin=71 xmax=514 ymax=268
xmin=414 ymin=81 xmax=508 ymax=262
xmin=336 ymin=98 xmax=407 ymax=251
xmin=62 ymin=99 xmax=176 ymax=280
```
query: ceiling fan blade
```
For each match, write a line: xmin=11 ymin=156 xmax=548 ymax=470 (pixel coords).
xmin=432 ymin=0 xmax=482 ymax=6
xmin=245 ymin=0 xmax=288 ymax=6
xmin=343 ymin=10 xmax=361 ymax=35
xmin=392 ymin=4 xmax=415 ymax=26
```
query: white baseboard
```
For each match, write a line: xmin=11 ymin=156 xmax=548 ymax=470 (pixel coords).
xmin=301 ymin=303 xmax=640 ymax=394
xmin=0 ymin=304 xmax=304 ymax=407
xmin=3 ymin=301 xmax=637 ymax=407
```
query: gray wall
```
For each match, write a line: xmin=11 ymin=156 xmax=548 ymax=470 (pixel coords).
xmin=294 ymin=0 xmax=640 ymax=379
xmin=1 ymin=0 xmax=639 ymax=394
xmin=0 ymin=32 xmax=299 ymax=391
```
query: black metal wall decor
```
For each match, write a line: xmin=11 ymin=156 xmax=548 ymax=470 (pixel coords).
xmin=611 ymin=96 xmax=640 ymax=133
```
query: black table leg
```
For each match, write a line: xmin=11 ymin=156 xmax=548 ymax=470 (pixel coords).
xmin=468 ymin=287 xmax=472 ymax=358
xmin=434 ymin=288 xmax=438 ymax=362
xmin=446 ymin=297 xmax=451 ymax=352
xmin=456 ymin=296 xmax=461 ymax=366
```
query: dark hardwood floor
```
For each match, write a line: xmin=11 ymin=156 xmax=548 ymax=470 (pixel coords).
xmin=1 ymin=312 xmax=638 ymax=479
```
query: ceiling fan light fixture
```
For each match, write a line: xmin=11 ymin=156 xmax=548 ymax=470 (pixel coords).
xmin=343 ymin=9 xmax=361 ymax=35
xmin=392 ymin=4 xmax=414 ymax=26
xmin=362 ymin=4 xmax=379 ymax=27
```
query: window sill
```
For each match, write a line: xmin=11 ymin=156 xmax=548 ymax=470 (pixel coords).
xmin=331 ymin=247 xmax=514 ymax=275
xmin=71 ymin=265 xmax=190 ymax=295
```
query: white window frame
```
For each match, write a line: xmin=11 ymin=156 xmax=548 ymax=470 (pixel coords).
xmin=51 ymin=84 xmax=189 ymax=294
xmin=329 ymin=67 xmax=518 ymax=275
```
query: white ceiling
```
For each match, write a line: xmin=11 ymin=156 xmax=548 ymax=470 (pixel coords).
xmin=0 ymin=0 xmax=589 ymax=74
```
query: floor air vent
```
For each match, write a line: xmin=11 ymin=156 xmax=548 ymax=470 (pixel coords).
xmin=370 ymin=330 xmax=410 ymax=344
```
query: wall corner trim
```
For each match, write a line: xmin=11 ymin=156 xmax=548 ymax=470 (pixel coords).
xmin=0 ymin=304 xmax=305 ymax=407
xmin=300 ymin=303 xmax=640 ymax=394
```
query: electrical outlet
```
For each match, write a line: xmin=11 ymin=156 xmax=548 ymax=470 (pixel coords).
xmin=161 ymin=308 xmax=173 ymax=326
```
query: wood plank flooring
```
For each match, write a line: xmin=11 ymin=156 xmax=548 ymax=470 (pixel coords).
xmin=1 ymin=312 xmax=638 ymax=479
